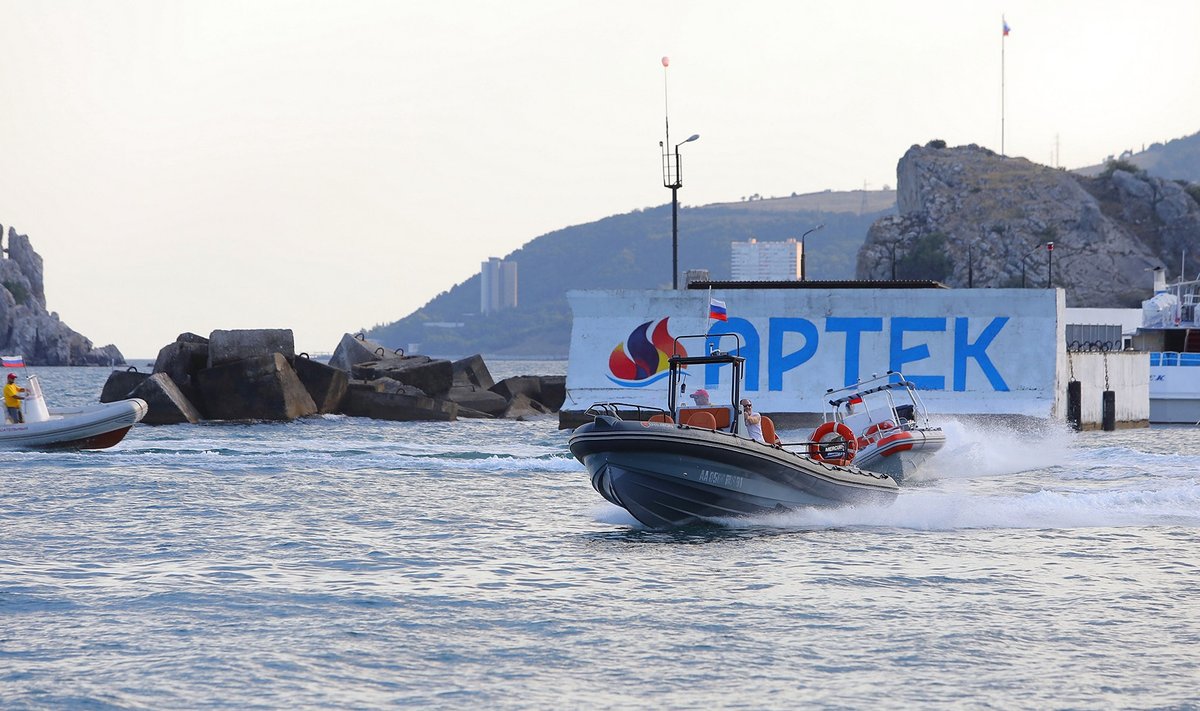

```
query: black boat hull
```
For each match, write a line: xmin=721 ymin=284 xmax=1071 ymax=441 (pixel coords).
xmin=570 ymin=417 xmax=897 ymax=528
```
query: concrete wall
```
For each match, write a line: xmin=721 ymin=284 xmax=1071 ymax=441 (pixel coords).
xmin=564 ymin=287 xmax=1067 ymax=419
xmin=1067 ymin=350 xmax=1149 ymax=428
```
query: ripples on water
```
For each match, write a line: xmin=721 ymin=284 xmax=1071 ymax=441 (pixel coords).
xmin=2 ymin=367 xmax=1199 ymax=708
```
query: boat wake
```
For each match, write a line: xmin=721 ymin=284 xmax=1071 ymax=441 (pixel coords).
xmin=914 ymin=417 xmax=1076 ymax=480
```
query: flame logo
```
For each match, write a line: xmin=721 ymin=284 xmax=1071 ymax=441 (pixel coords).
xmin=606 ymin=318 xmax=686 ymax=387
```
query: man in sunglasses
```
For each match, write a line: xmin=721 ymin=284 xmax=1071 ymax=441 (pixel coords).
xmin=740 ymin=399 xmax=764 ymax=443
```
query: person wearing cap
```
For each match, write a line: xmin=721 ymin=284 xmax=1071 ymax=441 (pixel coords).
xmin=740 ymin=398 xmax=764 ymax=443
xmin=689 ymin=388 xmax=711 ymax=406
xmin=4 ymin=373 xmax=27 ymax=424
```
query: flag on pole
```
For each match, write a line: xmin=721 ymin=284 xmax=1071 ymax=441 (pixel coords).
xmin=1002 ymin=17 xmax=1010 ymax=36
xmin=1 ymin=355 xmax=25 ymax=368
xmin=708 ymin=298 xmax=728 ymax=321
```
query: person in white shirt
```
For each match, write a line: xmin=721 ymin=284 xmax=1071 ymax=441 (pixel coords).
xmin=740 ymin=398 xmax=764 ymax=442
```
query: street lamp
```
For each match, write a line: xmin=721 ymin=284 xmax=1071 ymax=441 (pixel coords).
xmin=1046 ymin=242 xmax=1054 ymax=287
xmin=663 ymin=133 xmax=699 ymax=289
xmin=799 ymin=224 xmax=825 ymax=281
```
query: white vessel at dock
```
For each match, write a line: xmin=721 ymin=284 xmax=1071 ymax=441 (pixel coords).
xmin=1135 ymin=269 xmax=1200 ymax=424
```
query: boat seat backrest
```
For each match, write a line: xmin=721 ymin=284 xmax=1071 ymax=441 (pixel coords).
xmin=686 ymin=411 xmax=718 ymax=430
xmin=679 ymin=406 xmax=732 ymax=429
xmin=760 ymin=415 xmax=781 ymax=446
xmin=648 ymin=413 xmax=674 ymax=424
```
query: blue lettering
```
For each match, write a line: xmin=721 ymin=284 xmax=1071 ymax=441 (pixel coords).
xmin=954 ymin=317 xmax=1009 ymax=391
xmin=706 ymin=318 xmax=760 ymax=391
xmin=827 ymin=317 xmax=884 ymax=387
xmin=890 ymin=317 xmax=946 ymax=390
xmin=768 ymin=317 xmax=819 ymax=390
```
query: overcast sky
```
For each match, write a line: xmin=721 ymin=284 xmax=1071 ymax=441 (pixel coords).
xmin=1 ymin=1 xmax=1198 ymax=358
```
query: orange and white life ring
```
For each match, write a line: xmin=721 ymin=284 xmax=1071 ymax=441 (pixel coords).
xmin=808 ymin=421 xmax=859 ymax=466
xmin=861 ymin=420 xmax=896 ymax=443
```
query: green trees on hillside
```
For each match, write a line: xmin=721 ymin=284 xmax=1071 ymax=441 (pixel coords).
xmin=367 ymin=201 xmax=896 ymax=357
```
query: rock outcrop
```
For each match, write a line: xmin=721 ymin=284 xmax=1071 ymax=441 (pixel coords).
xmin=858 ymin=142 xmax=1200 ymax=307
xmin=0 ymin=225 xmax=126 ymax=365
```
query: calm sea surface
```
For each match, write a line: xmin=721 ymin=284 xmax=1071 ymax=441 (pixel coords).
xmin=2 ymin=365 xmax=1198 ymax=709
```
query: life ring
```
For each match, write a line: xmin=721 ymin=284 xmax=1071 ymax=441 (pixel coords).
xmin=861 ymin=420 xmax=896 ymax=443
xmin=808 ymin=421 xmax=859 ymax=466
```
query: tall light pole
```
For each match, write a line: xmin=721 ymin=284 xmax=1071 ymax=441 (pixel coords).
xmin=663 ymin=133 xmax=699 ymax=288
xmin=1047 ymin=242 xmax=1054 ymax=287
xmin=799 ymin=224 xmax=825 ymax=281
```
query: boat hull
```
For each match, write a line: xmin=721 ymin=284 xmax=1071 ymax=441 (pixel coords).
xmin=853 ymin=428 xmax=947 ymax=481
xmin=0 ymin=398 xmax=149 ymax=450
xmin=570 ymin=417 xmax=897 ymax=528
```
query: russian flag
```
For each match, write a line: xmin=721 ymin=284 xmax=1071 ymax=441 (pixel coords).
xmin=708 ymin=298 xmax=727 ymax=321
xmin=1002 ymin=17 xmax=1010 ymax=36
xmin=2 ymin=355 xmax=25 ymax=368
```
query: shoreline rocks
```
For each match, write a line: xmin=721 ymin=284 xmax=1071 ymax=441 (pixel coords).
xmin=101 ymin=329 xmax=564 ymax=425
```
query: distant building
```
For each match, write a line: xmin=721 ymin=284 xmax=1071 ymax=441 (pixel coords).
xmin=480 ymin=257 xmax=518 ymax=314
xmin=684 ymin=269 xmax=710 ymax=287
xmin=731 ymin=238 xmax=801 ymax=281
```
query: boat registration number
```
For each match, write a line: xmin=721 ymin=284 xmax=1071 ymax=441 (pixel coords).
xmin=696 ymin=469 xmax=745 ymax=489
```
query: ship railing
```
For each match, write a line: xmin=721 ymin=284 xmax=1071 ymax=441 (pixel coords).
xmin=1150 ymin=352 xmax=1200 ymax=367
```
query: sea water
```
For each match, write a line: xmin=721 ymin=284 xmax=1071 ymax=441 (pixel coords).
xmin=1 ymin=366 xmax=1198 ymax=709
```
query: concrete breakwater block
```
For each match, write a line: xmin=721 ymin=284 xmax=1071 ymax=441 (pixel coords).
xmin=446 ymin=383 xmax=507 ymax=417
xmin=452 ymin=354 xmax=495 ymax=391
xmin=195 ymin=353 xmax=317 ymax=421
xmin=352 ymin=355 xmax=453 ymax=397
xmin=129 ymin=372 xmax=203 ymax=425
xmin=293 ymin=356 xmax=348 ymax=414
xmin=100 ymin=369 xmax=150 ymax=403
xmin=503 ymin=393 xmax=552 ymax=421
xmin=490 ymin=375 xmax=566 ymax=412
xmin=329 ymin=333 xmax=398 ymax=372
xmin=340 ymin=381 xmax=458 ymax=421
xmin=208 ymin=329 xmax=295 ymax=368
xmin=153 ymin=334 xmax=209 ymax=398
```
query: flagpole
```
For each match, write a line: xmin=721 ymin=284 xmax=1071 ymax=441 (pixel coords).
xmin=1001 ymin=15 xmax=1007 ymax=157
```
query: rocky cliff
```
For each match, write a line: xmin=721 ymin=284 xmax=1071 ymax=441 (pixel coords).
xmin=859 ymin=142 xmax=1200 ymax=306
xmin=0 ymin=224 xmax=124 ymax=365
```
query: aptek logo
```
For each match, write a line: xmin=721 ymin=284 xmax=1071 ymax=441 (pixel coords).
xmin=606 ymin=318 xmax=686 ymax=387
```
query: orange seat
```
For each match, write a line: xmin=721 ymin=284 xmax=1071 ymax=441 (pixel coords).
xmin=648 ymin=413 xmax=674 ymax=424
xmin=679 ymin=406 xmax=732 ymax=429
xmin=760 ymin=415 xmax=781 ymax=446
xmin=687 ymin=411 xmax=717 ymax=430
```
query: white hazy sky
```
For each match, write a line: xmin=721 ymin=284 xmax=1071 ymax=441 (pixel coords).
xmin=1 ymin=1 xmax=1198 ymax=358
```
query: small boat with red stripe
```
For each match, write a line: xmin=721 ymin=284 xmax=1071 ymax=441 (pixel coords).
xmin=809 ymin=372 xmax=946 ymax=481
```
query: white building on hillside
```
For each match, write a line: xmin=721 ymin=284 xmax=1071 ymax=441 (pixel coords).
xmin=731 ymin=238 xmax=801 ymax=281
xmin=480 ymin=257 xmax=518 ymax=314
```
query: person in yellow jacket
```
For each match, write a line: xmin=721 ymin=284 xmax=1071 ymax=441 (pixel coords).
xmin=4 ymin=372 xmax=27 ymax=424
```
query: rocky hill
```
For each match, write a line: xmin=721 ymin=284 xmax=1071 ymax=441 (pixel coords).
xmin=0 ymin=224 xmax=125 ymax=365
xmin=858 ymin=142 xmax=1200 ymax=306
xmin=1075 ymin=131 xmax=1200 ymax=184
xmin=367 ymin=195 xmax=895 ymax=357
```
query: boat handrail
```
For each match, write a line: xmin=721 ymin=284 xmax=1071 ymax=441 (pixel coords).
xmin=584 ymin=402 xmax=671 ymax=421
